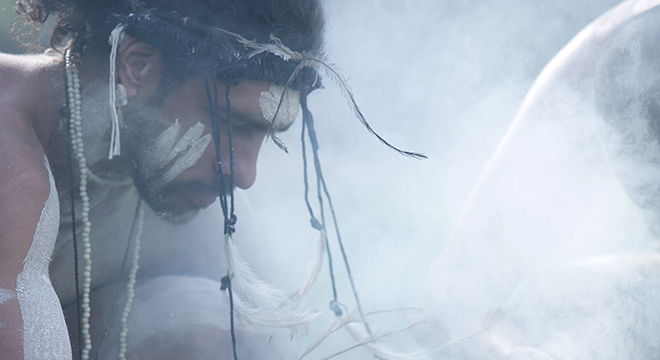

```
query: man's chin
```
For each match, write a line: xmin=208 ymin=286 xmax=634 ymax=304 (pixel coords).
xmin=139 ymin=189 xmax=206 ymax=225
xmin=153 ymin=207 xmax=200 ymax=225
xmin=129 ymin=172 xmax=219 ymax=225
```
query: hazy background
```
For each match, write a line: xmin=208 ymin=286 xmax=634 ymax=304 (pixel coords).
xmin=251 ymin=0 xmax=625 ymax=357
xmin=0 ymin=0 xmax=625 ymax=357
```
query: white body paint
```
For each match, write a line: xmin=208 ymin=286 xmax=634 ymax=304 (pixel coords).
xmin=143 ymin=120 xmax=212 ymax=184
xmin=15 ymin=161 xmax=72 ymax=359
xmin=0 ymin=288 xmax=14 ymax=331
xmin=0 ymin=288 xmax=13 ymax=305
xmin=259 ymin=84 xmax=300 ymax=129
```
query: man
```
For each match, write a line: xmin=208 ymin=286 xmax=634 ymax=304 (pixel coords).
xmin=0 ymin=0 xmax=325 ymax=358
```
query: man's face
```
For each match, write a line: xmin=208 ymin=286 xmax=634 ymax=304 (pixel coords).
xmin=121 ymin=76 xmax=299 ymax=223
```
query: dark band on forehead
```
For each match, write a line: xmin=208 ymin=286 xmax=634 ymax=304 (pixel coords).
xmin=119 ymin=14 xmax=320 ymax=91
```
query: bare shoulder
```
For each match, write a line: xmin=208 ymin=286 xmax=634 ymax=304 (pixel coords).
xmin=0 ymin=51 xmax=63 ymax=139
xmin=0 ymin=94 xmax=52 ymax=287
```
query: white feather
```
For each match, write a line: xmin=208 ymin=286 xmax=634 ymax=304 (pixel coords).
xmin=290 ymin=230 xmax=326 ymax=304
xmin=224 ymin=233 xmax=319 ymax=332
xmin=229 ymin=292 xmax=318 ymax=333
xmin=225 ymin=233 xmax=288 ymax=307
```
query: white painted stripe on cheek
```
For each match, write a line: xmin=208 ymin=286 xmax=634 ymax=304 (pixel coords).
xmin=144 ymin=121 xmax=212 ymax=182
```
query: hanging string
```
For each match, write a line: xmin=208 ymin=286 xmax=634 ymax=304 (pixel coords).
xmin=319 ymin=172 xmax=371 ymax=335
xmin=94 ymin=200 xmax=142 ymax=360
xmin=221 ymin=276 xmax=238 ymax=360
xmin=63 ymin=68 xmax=82 ymax=359
xmin=205 ymin=77 xmax=229 ymax=220
xmin=206 ymin=75 xmax=239 ymax=360
xmin=223 ymin=82 xmax=239 ymax=359
xmin=225 ymin=82 xmax=237 ymax=234
xmin=107 ymin=24 xmax=126 ymax=159
xmin=300 ymin=93 xmax=372 ymax=335
xmin=300 ymin=93 xmax=341 ymax=314
xmin=300 ymin=117 xmax=321 ymax=230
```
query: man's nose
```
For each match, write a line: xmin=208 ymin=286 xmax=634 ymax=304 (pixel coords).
xmin=220 ymin=132 xmax=264 ymax=189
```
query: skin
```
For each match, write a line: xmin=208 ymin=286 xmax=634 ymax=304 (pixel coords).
xmin=117 ymin=38 xmax=286 ymax=218
xmin=0 ymin=36 xmax=292 ymax=358
xmin=0 ymin=52 xmax=64 ymax=358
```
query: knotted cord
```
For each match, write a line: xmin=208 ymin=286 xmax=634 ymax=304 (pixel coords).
xmin=299 ymin=92 xmax=372 ymax=335
xmin=206 ymin=75 xmax=240 ymax=359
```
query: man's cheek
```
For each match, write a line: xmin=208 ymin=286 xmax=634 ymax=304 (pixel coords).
xmin=141 ymin=120 xmax=212 ymax=183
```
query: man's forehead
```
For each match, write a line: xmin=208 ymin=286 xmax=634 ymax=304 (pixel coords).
xmin=259 ymin=84 xmax=300 ymax=131
xmin=224 ymin=80 xmax=300 ymax=131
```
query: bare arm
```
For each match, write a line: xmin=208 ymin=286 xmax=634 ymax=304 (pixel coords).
xmin=0 ymin=125 xmax=71 ymax=358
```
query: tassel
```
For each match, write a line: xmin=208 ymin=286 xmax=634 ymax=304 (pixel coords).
xmin=108 ymin=24 xmax=127 ymax=159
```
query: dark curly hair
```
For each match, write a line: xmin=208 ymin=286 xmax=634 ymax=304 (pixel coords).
xmin=15 ymin=0 xmax=325 ymax=84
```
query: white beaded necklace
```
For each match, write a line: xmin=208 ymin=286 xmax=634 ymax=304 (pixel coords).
xmin=65 ymin=48 xmax=93 ymax=360
xmin=65 ymin=48 xmax=143 ymax=360
xmin=118 ymin=204 xmax=143 ymax=360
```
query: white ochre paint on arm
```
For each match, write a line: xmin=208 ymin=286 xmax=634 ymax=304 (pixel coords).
xmin=0 ymin=288 xmax=14 ymax=305
xmin=0 ymin=288 xmax=15 ymax=331
xmin=259 ymin=84 xmax=300 ymax=129
xmin=15 ymin=159 xmax=72 ymax=359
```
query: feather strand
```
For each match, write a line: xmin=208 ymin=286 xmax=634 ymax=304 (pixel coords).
xmin=289 ymin=230 xmax=326 ymax=303
xmin=224 ymin=233 xmax=319 ymax=332
xmin=304 ymin=55 xmax=427 ymax=159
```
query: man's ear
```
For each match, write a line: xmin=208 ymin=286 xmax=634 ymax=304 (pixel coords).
xmin=116 ymin=37 xmax=163 ymax=101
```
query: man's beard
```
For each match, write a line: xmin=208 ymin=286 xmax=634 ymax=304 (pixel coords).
xmin=132 ymin=174 xmax=202 ymax=225
xmin=120 ymin=100 xmax=220 ymax=224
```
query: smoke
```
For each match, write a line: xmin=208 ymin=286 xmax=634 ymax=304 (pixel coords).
xmin=246 ymin=0 xmax=627 ymax=358
xmin=0 ymin=0 xmax=643 ymax=357
xmin=412 ymin=1 xmax=660 ymax=359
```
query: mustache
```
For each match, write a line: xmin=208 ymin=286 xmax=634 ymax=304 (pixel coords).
xmin=163 ymin=178 xmax=233 ymax=197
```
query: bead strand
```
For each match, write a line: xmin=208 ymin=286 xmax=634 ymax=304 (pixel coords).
xmin=118 ymin=206 xmax=144 ymax=360
xmin=66 ymin=49 xmax=93 ymax=360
